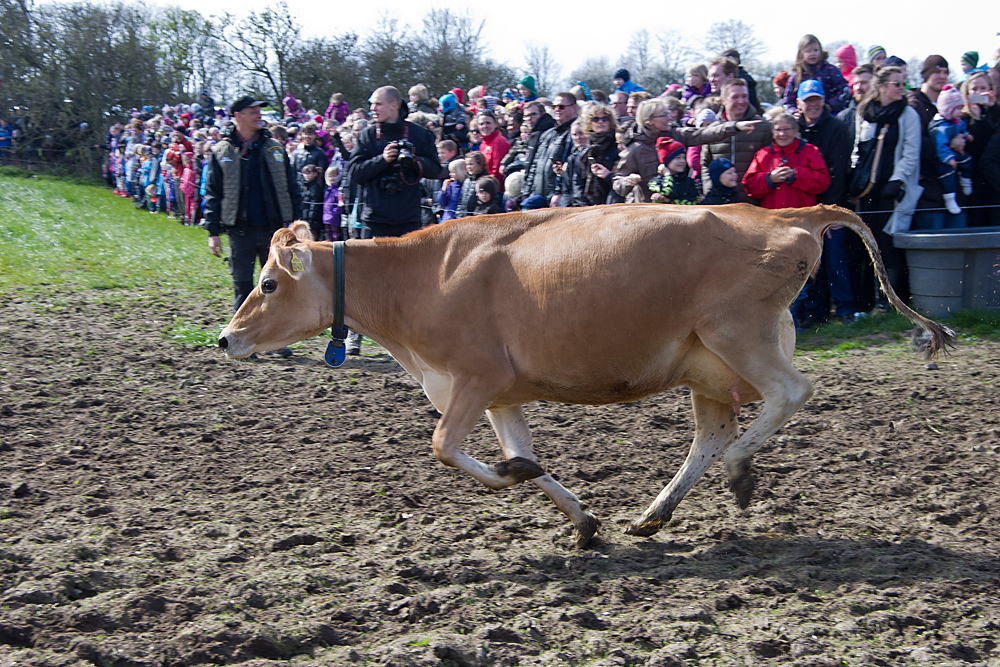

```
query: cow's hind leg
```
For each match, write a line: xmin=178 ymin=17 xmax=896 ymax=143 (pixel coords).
xmin=699 ymin=317 xmax=813 ymax=509
xmin=487 ymin=405 xmax=601 ymax=548
xmin=626 ymin=392 xmax=737 ymax=538
xmin=429 ymin=376 xmax=545 ymax=490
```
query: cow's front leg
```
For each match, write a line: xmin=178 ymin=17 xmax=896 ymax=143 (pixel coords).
xmin=488 ymin=405 xmax=601 ymax=548
xmin=627 ymin=392 xmax=737 ymax=537
xmin=430 ymin=376 xmax=544 ymax=489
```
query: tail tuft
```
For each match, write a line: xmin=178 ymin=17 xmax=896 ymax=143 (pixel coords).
xmin=910 ymin=323 xmax=957 ymax=360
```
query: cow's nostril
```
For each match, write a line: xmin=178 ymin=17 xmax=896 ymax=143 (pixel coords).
xmin=218 ymin=336 xmax=229 ymax=350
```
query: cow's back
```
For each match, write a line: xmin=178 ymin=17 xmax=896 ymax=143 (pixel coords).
xmin=394 ymin=205 xmax=822 ymax=406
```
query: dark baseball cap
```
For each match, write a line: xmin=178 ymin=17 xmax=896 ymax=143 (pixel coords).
xmin=231 ymin=96 xmax=267 ymax=113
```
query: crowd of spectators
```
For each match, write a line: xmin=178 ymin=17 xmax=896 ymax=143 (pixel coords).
xmin=88 ymin=37 xmax=1000 ymax=330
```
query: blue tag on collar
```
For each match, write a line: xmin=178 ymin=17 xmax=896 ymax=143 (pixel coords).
xmin=325 ymin=341 xmax=346 ymax=368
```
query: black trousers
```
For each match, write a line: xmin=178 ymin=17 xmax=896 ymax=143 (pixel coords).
xmin=227 ymin=225 xmax=276 ymax=313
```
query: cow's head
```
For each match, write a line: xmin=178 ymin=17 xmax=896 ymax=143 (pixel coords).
xmin=218 ymin=222 xmax=332 ymax=358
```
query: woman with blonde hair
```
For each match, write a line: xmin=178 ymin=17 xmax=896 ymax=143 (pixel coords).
xmin=576 ymin=103 xmax=620 ymax=204
xmin=961 ymin=71 xmax=999 ymax=225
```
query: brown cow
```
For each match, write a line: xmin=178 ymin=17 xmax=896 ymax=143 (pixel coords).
xmin=218 ymin=204 xmax=953 ymax=547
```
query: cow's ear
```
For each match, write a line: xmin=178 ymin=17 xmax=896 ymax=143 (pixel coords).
xmin=289 ymin=220 xmax=313 ymax=242
xmin=272 ymin=244 xmax=312 ymax=280
xmin=270 ymin=228 xmax=298 ymax=248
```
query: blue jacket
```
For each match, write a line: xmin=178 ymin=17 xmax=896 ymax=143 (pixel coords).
xmin=616 ymin=80 xmax=644 ymax=94
xmin=929 ymin=114 xmax=969 ymax=165
xmin=436 ymin=179 xmax=464 ymax=221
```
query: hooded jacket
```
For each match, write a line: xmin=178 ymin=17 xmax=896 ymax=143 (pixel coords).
xmin=743 ymin=138 xmax=831 ymax=209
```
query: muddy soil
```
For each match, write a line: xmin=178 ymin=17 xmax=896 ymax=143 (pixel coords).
xmin=1 ymin=292 xmax=998 ymax=667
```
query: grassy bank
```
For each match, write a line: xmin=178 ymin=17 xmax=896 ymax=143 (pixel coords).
xmin=2 ymin=170 xmax=997 ymax=353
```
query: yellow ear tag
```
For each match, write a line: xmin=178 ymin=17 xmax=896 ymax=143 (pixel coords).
xmin=290 ymin=254 xmax=304 ymax=272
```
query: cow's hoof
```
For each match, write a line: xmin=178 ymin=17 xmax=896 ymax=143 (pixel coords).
xmin=495 ymin=456 xmax=545 ymax=483
xmin=624 ymin=520 xmax=663 ymax=538
xmin=729 ymin=469 xmax=757 ymax=509
xmin=574 ymin=513 xmax=601 ymax=548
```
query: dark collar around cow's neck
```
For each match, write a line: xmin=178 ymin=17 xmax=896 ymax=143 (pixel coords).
xmin=324 ymin=241 xmax=348 ymax=368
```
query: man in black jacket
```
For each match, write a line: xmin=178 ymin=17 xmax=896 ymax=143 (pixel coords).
xmin=343 ymin=85 xmax=440 ymax=353
xmin=795 ymin=79 xmax=856 ymax=325
xmin=346 ymin=86 xmax=440 ymax=238
xmin=204 ymin=96 xmax=302 ymax=314
xmin=522 ymin=93 xmax=578 ymax=206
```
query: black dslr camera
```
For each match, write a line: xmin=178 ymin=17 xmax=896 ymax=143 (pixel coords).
xmin=395 ymin=139 xmax=415 ymax=168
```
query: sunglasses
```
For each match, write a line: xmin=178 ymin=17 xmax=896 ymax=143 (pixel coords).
xmin=552 ymin=104 xmax=573 ymax=110
xmin=592 ymin=116 xmax=611 ymax=122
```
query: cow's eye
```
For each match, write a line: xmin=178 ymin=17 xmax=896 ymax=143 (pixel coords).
xmin=261 ymin=279 xmax=277 ymax=294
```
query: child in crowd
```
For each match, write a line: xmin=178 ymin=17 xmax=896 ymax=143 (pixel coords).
xmin=701 ymin=158 xmax=742 ymax=205
xmin=113 ymin=145 xmax=128 ymax=196
xmin=300 ymin=164 xmax=324 ymax=240
xmin=648 ymin=138 xmax=700 ymax=205
xmin=784 ymin=34 xmax=850 ymax=114
xmin=686 ymin=108 xmax=717 ymax=183
xmin=473 ymin=176 xmax=502 ymax=216
xmin=683 ymin=64 xmax=711 ymax=105
xmin=128 ymin=144 xmax=144 ymax=204
xmin=180 ymin=152 xmax=197 ymax=226
xmin=458 ymin=151 xmax=487 ymax=217
xmin=323 ymin=165 xmax=343 ymax=242
xmin=437 ymin=160 xmax=467 ymax=221
xmin=504 ymin=171 xmax=524 ymax=211
xmin=929 ymin=85 xmax=974 ymax=214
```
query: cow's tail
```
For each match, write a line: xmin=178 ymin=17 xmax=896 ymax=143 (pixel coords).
xmin=814 ymin=206 xmax=956 ymax=359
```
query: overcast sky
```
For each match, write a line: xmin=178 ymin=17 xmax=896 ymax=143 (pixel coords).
xmin=141 ymin=0 xmax=997 ymax=85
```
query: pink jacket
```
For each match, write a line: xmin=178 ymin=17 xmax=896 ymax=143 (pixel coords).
xmin=181 ymin=166 xmax=197 ymax=197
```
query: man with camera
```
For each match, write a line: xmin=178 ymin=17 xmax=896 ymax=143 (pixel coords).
xmin=347 ymin=85 xmax=441 ymax=238
xmin=344 ymin=85 xmax=441 ymax=353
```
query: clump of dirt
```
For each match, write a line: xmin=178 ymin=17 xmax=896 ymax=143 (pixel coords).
xmin=1 ymin=292 xmax=998 ymax=666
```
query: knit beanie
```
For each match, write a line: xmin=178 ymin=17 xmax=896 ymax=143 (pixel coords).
xmin=962 ymin=51 xmax=979 ymax=70
xmin=449 ymin=88 xmax=465 ymax=105
xmin=614 ymin=68 xmax=631 ymax=82
xmin=708 ymin=157 xmax=735 ymax=189
xmin=867 ymin=45 xmax=886 ymax=63
xmin=439 ymin=93 xmax=457 ymax=114
xmin=694 ymin=108 xmax=717 ymax=127
xmin=936 ymin=85 xmax=964 ymax=119
xmin=655 ymin=137 xmax=685 ymax=166
xmin=921 ymin=55 xmax=949 ymax=82
xmin=885 ymin=56 xmax=907 ymax=69
xmin=501 ymin=88 xmax=517 ymax=101
xmin=468 ymin=85 xmax=486 ymax=100
xmin=518 ymin=76 xmax=537 ymax=97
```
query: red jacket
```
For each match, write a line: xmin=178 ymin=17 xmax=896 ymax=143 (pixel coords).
xmin=742 ymin=139 xmax=830 ymax=209
xmin=480 ymin=130 xmax=511 ymax=181
xmin=164 ymin=137 xmax=193 ymax=177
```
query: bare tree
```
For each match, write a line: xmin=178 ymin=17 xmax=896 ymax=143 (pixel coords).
xmin=619 ymin=29 xmax=654 ymax=86
xmin=523 ymin=43 xmax=561 ymax=98
xmin=702 ymin=19 xmax=764 ymax=64
xmin=568 ymin=55 xmax=614 ymax=96
xmin=216 ymin=1 xmax=300 ymax=104
xmin=359 ymin=14 xmax=418 ymax=92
